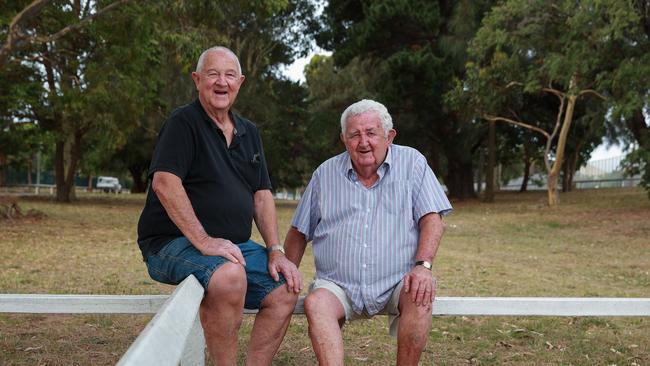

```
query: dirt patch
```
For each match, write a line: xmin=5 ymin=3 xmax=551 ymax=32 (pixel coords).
xmin=0 ymin=197 xmax=47 ymax=221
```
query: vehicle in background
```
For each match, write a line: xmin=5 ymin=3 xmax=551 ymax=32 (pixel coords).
xmin=96 ymin=176 xmax=122 ymax=193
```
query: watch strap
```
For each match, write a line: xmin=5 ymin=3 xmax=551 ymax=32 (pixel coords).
xmin=415 ymin=260 xmax=432 ymax=270
xmin=267 ymin=244 xmax=285 ymax=254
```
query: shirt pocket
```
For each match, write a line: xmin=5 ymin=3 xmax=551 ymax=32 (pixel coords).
xmin=239 ymin=160 xmax=261 ymax=190
xmin=380 ymin=180 xmax=409 ymax=215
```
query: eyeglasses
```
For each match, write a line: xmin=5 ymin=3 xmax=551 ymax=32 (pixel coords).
xmin=203 ymin=70 xmax=240 ymax=82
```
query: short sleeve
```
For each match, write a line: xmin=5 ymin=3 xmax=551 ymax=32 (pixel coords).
xmin=412 ymin=154 xmax=453 ymax=220
xmin=291 ymin=170 xmax=321 ymax=241
xmin=148 ymin=116 xmax=195 ymax=181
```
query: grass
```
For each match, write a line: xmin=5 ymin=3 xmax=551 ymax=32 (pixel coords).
xmin=0 ymin=188 xmax=649 ymax=365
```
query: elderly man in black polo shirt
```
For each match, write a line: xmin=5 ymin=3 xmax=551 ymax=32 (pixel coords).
xmin=137 ymin=46 xmax=302 ymax=365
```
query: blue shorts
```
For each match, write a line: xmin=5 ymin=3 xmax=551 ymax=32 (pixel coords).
xmin=145 ymin=237 xmax=286 ymax=309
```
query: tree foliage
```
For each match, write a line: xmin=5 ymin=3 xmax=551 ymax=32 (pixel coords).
xmin=315 ymin=0 xmax=494 ymax=200
xmin=453 ymin=0 xmax=648 ymax=205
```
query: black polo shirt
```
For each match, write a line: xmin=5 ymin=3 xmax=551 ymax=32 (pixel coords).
xmin=137 ymin=99 xmax=272 ymax=259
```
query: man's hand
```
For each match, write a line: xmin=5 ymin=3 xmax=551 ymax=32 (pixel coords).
xmin=268 ymin=252 xmax=302 ymax=293
xmin=403 ymin=266 xmax=436 ymax=307
xmin=197 ymin=237 xmax=246 ymax=265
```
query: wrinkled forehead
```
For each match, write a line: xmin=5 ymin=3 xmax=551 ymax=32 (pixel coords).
xmin=345 ymin=111 xmax=383 ymax=132
xmin=203 ymin=50 xmax=240 ymax=72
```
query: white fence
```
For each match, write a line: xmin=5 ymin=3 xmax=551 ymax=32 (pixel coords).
xmin=1 ymin=275 xmax=649 ymax=365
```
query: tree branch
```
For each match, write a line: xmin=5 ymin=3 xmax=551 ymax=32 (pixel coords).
xmin=0 ymin=0 xmax=52 ymax=67
xmin=483 ymin=114 xmax=551 ymax=139
xmin=578 ymin=89 xmax=607 ymax=100
xmin=36 ymin=0 xmax=132 ymax=44
xmin=1 ymin=0 xmax=131 ymax=67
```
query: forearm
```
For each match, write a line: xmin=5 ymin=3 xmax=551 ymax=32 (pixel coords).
xmin=253 ymin=189 xmax=281 ymax=247
xmin=152 ymin=171 xmax=210 ymax=249
xmin=415 ymin=212 xmax=445 ymax=263
xmin=284 ymin=227 xmax=307 ymax=267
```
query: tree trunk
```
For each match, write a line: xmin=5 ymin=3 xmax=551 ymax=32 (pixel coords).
xmin=476 ymin=149 xmax=484 ymax=194
xmin=520 ymin=145 xmax=531 ymax=192
xmin=27 ymin=156 xmax=33 ymax=185
xmin=626 ymin=108 xmax=650 ymax=150
xmin=129 ymin=165 xmax=148 ymax=193
xmin=54 ymin=131 xmax=82 ymax=202
xmin=0 ymin=153 xmax=6 ymax=186
xmin=520 ymin=161 xmax=531 ymax=192
xmin=562 ymin=156 xmax=571 ymax=193
xmin=87 ymin=173 xmax=94 ymax=192
xmin=446 ymin=159 xmax=476 ymax=200
xmin=484 ymin=120 xmax=496 ymax=202
xmin=547 ymin=91 xmax=577 ymax=206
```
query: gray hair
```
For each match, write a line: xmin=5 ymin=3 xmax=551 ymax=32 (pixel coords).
xmin=196 ymin=46 xmax=242 ymax=74
xmin=340 ymin=99 xmax=393 ymax=136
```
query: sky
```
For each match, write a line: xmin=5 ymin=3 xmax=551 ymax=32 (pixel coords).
xmin=281 ymin=55 xmax=628 ymax=162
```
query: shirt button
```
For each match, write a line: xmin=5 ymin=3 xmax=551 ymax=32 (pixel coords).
xmin=366 ymin=208 xmax=370 ymax=212
xmin=362 ymin=264 xmax=367 ymax=268
xmin=363 ymin=244 xmax=367 ymax=248
xmin=364 ymin=224 xmax=368 ymax=228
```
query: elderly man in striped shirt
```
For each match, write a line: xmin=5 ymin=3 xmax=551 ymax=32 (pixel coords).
xmin=275 ymin=99 xmax=453 ymax=365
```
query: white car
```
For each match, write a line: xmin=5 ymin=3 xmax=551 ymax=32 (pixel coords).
xmin=96 ymin=176 xmax=122 ymax=193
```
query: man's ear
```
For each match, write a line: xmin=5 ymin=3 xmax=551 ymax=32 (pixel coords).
xmin=340 ymin=133 xmax=345 ymax=144
xmin=191 ymin=72 xmax=200 ymax=89
xmin=387 ymin=129 xmax=397 ymax=144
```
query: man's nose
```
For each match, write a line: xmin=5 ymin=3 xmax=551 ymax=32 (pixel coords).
xmin=213 ymin=74 xmax=228 ymax=84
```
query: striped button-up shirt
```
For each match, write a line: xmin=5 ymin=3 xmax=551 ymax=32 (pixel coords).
xmin=291 ymin=144 xmax=452 ymax=315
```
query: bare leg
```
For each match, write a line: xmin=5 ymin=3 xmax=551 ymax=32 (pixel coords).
xmin=396 ymin=287 xmax=433 ymax=366
xmin=304 ymin=289 xmax=346 ymax=366
xmin=246 ymin=285 xmax=298 ymax=365
xmin=199 ymin=262 xmax=247 ymax=366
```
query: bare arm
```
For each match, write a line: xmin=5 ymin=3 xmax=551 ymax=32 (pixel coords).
xmin=284 ymin=226 xmax=308 ymax=267
xmin=252 ymin=189 xmax=281 ymax=247
xmin=152 ymin=171 xmax=245 ymax=264
xmin=403 ymin=213 xmax=445 ymax=307
xmin=414 ymin=213 xmax=444 ymax=264
xmin=254 ymin=189 xmax=303 ymax=292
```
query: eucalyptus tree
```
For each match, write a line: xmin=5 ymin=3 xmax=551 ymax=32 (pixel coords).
xmin=453 ymin=0 xmax=646 ymax=205
xmin=1 ymin=1 xmax=156 ymax=201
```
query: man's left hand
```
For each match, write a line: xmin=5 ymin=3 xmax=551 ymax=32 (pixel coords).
xmin=268 ymin=252 xmax=303 ymax=294
xmin=403 ymin=266 xmax=436 ymax=307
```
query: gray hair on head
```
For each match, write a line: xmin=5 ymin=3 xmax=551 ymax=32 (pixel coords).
xmin=340 ymin=99 xmax=393 ymax=136
xmin=196 ymin=46 xmax=242 ymax=74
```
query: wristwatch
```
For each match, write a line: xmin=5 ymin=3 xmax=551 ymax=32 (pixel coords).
xmin=415 ymin=260 xmax=432 ymax=270
xmin=267 ymin=244 xmax=285 ymax=254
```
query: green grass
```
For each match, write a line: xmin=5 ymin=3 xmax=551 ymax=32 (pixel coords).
xmin=0 ymin=188 xmax=649 ymax=365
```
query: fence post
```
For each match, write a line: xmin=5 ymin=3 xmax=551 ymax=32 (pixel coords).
xmin=181 ymin=313 xmax=205 ymax=366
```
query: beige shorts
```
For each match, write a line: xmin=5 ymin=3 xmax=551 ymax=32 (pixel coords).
xmin=309 ymin=278 xmax=404 ymax=337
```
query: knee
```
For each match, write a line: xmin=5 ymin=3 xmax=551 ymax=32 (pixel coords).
xmin=263 ymin=285 xmax=299 ymax=314
xmin=304 ymin=291 xmax=326 ymax=319
xmin=204 ymin=262 xmax=246 ymax=304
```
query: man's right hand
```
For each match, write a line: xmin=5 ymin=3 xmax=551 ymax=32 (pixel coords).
xmin=196 ymin=237 xmax=246 ymax=265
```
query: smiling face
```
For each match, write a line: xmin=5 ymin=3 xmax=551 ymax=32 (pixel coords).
xmin=191 ymin=49 xmax=245 ymax=117
xmin=341 ymin=111 xmax=396 ymax=174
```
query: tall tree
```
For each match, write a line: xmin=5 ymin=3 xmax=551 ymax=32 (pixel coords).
xmin=316 ymin=0 xmax=494 ymax=200
xmin=453 ymin=0 xmax=645 ymax=205
xmin=22 ymin=1 xmax=158 ymax=201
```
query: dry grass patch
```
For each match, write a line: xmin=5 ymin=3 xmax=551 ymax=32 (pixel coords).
xmin=0 ymin=188 xmax=649 ymax=365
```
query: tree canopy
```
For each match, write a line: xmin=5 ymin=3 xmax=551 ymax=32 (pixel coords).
xmin=2 ymin=0 xmax=649 ymax=202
